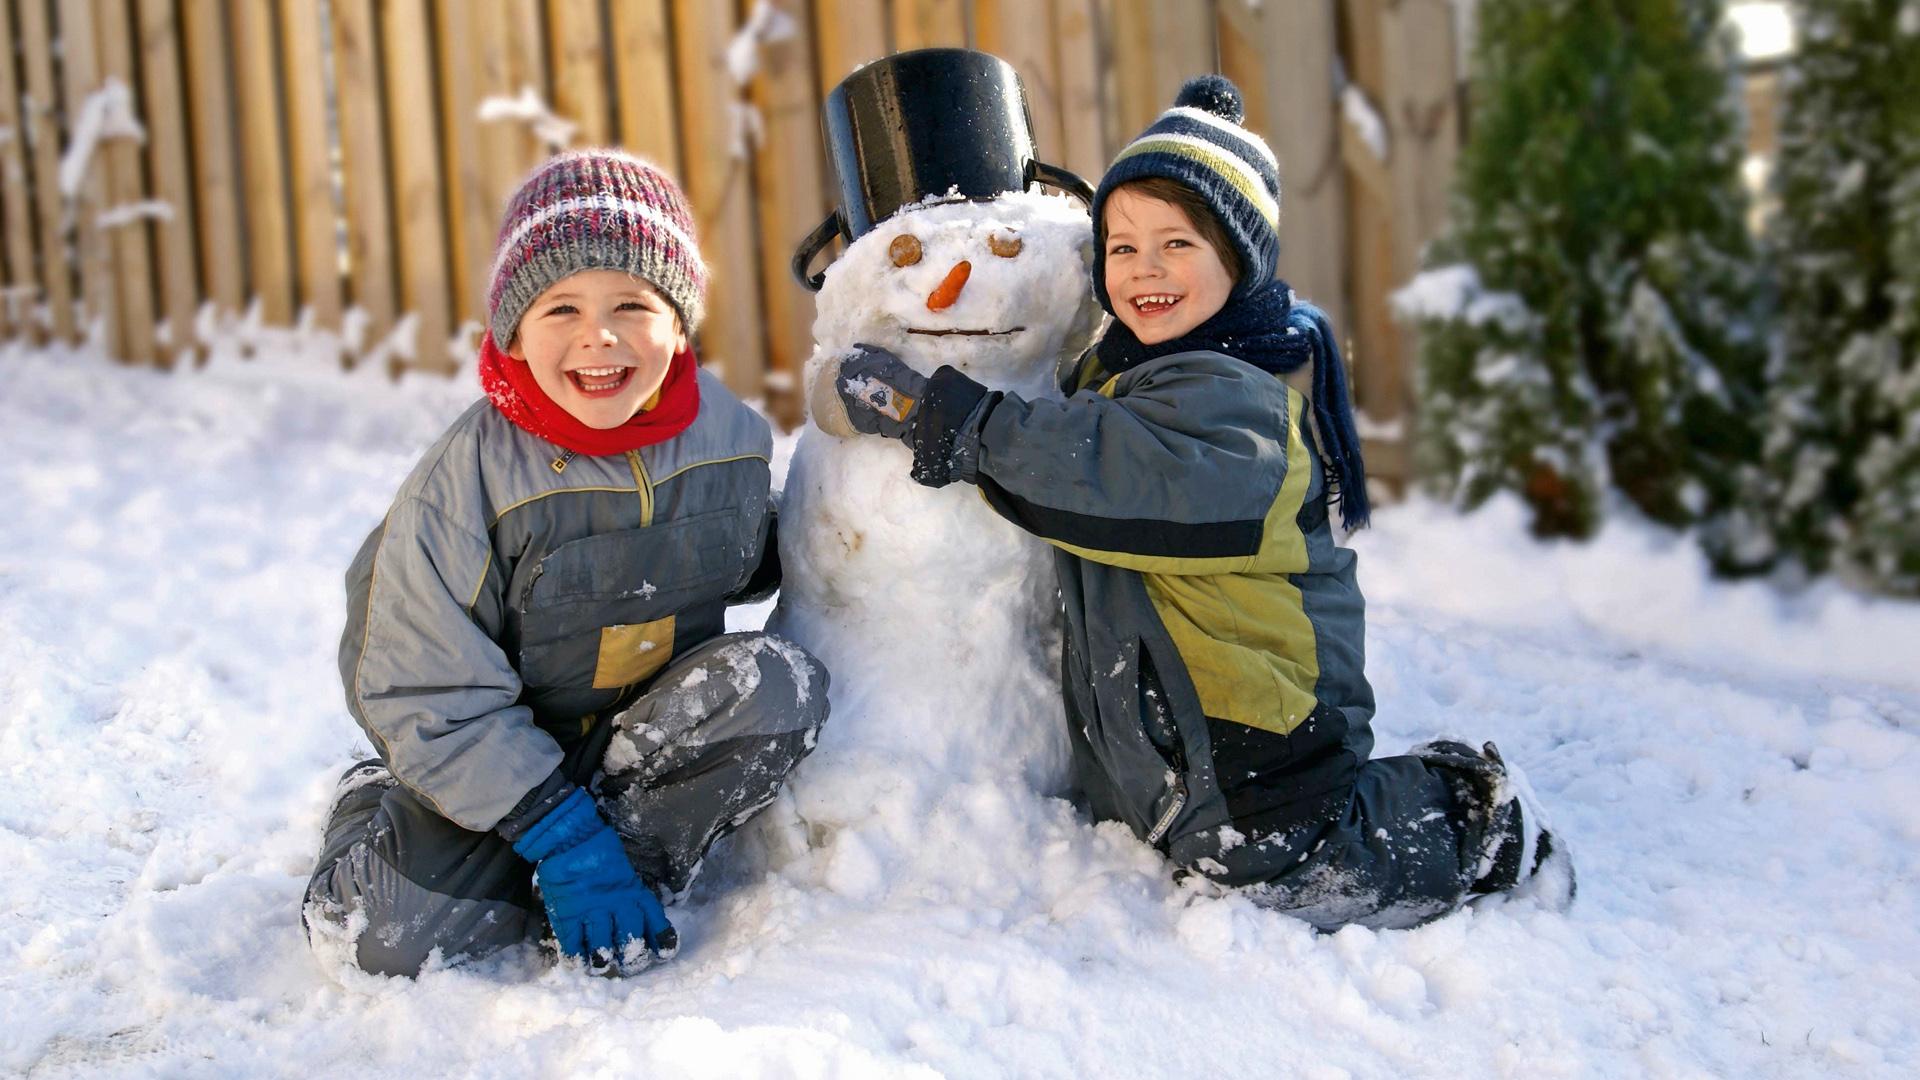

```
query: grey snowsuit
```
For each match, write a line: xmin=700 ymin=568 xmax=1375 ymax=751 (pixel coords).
xmin=933 ymin=349 xmax=1496 ymax=929
xmin=305 ymin=373 xmax=828 ymax=976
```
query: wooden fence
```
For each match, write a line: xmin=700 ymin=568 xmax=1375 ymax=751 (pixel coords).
xmin=0 ymin=0 xmax=1464 ymax=478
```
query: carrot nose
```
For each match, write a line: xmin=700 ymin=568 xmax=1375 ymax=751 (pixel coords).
xmin=926 ymin=260 xmax=971 ymax=311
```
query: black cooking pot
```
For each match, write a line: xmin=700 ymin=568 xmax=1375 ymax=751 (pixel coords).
xmin=791 ymin=48 xmax=1094 ymax=291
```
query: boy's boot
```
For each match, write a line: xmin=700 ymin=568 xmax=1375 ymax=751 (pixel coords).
xmin=1410 ymin=739 xmax=1576 ymax=912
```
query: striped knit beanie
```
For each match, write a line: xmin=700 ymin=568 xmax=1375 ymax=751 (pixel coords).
xmin=1090 ymin=75 xmax=1281 ymax=313
xmin=487 ymin=149 xmax=707 ymax=348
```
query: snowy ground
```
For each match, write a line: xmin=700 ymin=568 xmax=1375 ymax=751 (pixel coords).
xmin=3 ymin=339 xmax=1916 ymax=1079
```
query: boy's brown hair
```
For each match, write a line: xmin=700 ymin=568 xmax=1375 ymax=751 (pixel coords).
xmin=1096 ymin=176 xmax=1244 ymax=287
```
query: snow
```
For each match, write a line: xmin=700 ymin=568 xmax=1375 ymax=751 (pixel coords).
xmin=96 ymin=199 xmax=172 ymax=229
xmin=57 ymin=77 xmax=145 ymax=198
xmin=726 ymin=0 xmax=799 ymax=86
xmin=1341 ymin=83 xmax=1389 ymax=163
xmin=1354 ymin=409 xmax=1406 ymax=442
xmin=721 ymin=0 xmax=797 ymax=158
xmin=1392 ymin=264 xmax=1531 ymax=333
xmin=1727 ymin=2 xmax=1797 ymax=62
xmin=3 ymin=336 xmax=1919 ymax=1077
xmin=477 ymin=86 xmax=576 ymax=153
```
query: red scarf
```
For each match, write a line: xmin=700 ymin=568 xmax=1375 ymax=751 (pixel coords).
xmin=477 ymin=332 xmax=701 ymax=455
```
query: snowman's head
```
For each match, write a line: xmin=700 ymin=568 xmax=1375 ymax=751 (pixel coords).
xmin=810 ymin=191 xmax=1104 ymax=395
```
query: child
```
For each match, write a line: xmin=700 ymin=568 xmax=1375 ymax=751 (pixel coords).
xmin=813 ymin=77 xmax=1572 ymax=929
xmin=305 ymin=150 xmax=829 ymax=977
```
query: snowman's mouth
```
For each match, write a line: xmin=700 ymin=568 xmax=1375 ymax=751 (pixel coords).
xmin=905 ymin=326 xmax=1025 ymax=337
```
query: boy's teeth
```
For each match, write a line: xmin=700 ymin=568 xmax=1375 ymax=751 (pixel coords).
xmin=568 ymin=366 xmax=632 ymax=394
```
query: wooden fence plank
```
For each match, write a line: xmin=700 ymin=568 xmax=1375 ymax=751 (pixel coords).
xmin=1113 ymin=0 xmax=1218 ymax=129
xmin=1104 ymin=0 xmax=1158 ymax=139
xmin=180 ymin=0 xmax=243 ymax=321
xmin=0 ymin=0 xmax=39 ymax=342
xmin=976 ymin=0 xmax=1066 ymax=172
xmin=473 ymin=0 xmax=551 ymax=265
xmin=333 ymin=0 xmax=396 ymax=351
xmin=280 ymin=0 xmax=343 ymax=332
xmin=437 ymin=0 xmax=492 ymax=327
xmin=891 ymin=0 xmax=967 ymax=51
xmin=505 ymin=0 xmax=552 ymax=146
xmin=808 ymin=0 xmax=885 ymax=279
xmin=672 ymin=0 xmax=765 ymax=397
xmin=58 ymin=0 xmax=124 ymax=356
xmin=610 ymin=0 xmax=680 ymax=174
xmin=1371 ymin=0 xmax=1460 ymax=487
xmin=384 ymin=0 xmax=453 ymax=372
xmin=1339 ymin=0 xmax=1410 ymax=483
xmin=548 ymin=0 xmax=611 ymax=147
xmin=1050 ymin=0 xmax=1108 ymax=188
xmin=94 ymin=0 xmax=159 ymax=365
xmin=750 ymin=0 xmax=829 ymax=427
xmin=1253 ymin=0 xmax=1349 ymax=333
xmin=813 ymin=0 xmax=887 ymax=96
xmin=1152 ymin=1 xmax=1214 ymax=114
xmin=1379 ymin=0 xmax=1458 ymax=275
xmin=17 ymin=0 xmax=74 ymax=341
xmin=1215 ymin=1 xmax=1264 ymax=129
xmin=138 ymin=0 xmax=204 ymax=362
xmin=228 ymin=0 xmax=295 ymax=327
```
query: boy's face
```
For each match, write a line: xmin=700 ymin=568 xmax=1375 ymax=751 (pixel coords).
xmin=1102 ymin=187 xmax=1234 ymax=345
xmin=508 ymin=270 xmax=689 ymax=429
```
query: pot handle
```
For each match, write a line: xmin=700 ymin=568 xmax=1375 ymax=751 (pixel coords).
xmin=792 ymin=211 xmax=844 ymax=292
xmin=1027 ymin=159 xmax=1095 ymax=206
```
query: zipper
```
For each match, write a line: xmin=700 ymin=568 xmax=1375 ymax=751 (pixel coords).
xmin=550 ymin=448 xmax=578 ymax=474
xmin=625 ymin=450 xmax=654 ymax=527
xmin=1138 ymin=646 xmax=1189 ymax=848
xmin=1146 ymin=776 xmax=1188 ymax=847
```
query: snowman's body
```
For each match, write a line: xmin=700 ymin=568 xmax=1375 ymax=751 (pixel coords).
xmin=769 ymin=192 xmax=1103 ymax=827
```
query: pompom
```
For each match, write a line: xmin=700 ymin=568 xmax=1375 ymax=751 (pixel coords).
xmin=1173 ymin=75 xmax=1244 ymax=124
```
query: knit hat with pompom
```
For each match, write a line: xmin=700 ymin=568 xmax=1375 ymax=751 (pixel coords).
xmin=1089 ymin=75 xmax=1282 ymax=312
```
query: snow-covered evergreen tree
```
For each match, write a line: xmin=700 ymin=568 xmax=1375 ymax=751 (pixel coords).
xmin=1747 ymin=0 xmax=1920 ymax=593
xmin=1401 ymin=0 xmax=1765 ymax=538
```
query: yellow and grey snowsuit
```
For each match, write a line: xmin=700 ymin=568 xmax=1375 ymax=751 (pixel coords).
xmin=946 ymin=349 xmax=1487 ymax=928
xmin=305 ymin=372 xmax=829 ymax=975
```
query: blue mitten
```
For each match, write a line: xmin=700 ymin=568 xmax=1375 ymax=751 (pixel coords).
xmin=511 ymin=788 xmax=677 ymax=975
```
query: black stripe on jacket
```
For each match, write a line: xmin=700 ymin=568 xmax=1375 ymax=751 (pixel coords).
xmin=977 ymin=475 xmax=1265 ymax=560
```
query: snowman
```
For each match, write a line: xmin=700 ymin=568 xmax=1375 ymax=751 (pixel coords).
xmin=766 ymin=50 xmax=1103 ymax=844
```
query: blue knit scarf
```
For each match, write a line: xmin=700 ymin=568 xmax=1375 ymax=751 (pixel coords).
xmin=1096 ymin=279 xmax=1370 ymax=529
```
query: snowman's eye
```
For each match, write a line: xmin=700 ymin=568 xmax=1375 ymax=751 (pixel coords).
xmin=889 ymin=234 xmax=923 ymax=267
xmin=988 ymin=233 xmax=1022 ymax=259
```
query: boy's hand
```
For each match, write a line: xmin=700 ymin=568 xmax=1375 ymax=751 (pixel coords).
xmin=811 ymin=344 xmax=927 ymax=441
xmin=512 ymin=788 xmax=677 ymax=976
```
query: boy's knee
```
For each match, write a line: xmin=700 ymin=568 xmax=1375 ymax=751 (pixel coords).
xmin=698 ymin=631 xmax=831 ymax=733
xmin=304 ymin=780 xmax=536 ymax=978
xmin=763 ymin=633 xmax=830 ymax=730
xmin=305 ymin=843 xmax=531 ymax=978
xmin=305 ymin=844 xmax=427 ymax=977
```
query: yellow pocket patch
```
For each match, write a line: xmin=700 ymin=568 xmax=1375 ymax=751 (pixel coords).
xmin=593 ymin=616 xmax=676 ymax=689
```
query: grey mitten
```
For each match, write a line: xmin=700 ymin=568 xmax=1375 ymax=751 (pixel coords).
xmin=809 ymin=344 xmax=928 ymax=441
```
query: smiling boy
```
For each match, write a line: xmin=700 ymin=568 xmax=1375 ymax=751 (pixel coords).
xmin=304 ymin=150 xmax=829 ymax=978
xmin=817 ymin=77 xmax=1573 ymax=929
